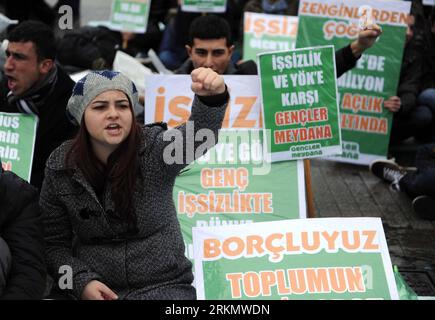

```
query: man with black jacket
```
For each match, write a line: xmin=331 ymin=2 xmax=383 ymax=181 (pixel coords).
xmin=0 ymin=21 xmax=77 ymax=191
xmin=0 ymin=162 xmax=46 ymax=299
xmin=176 ymin=15 xmax=382 ymax=78
xmin=176 ymin=15 xmax=258 ymax=75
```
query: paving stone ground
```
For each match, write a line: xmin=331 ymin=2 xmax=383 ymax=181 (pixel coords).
xmin=310 ymin=159 xmax=435 ymax=296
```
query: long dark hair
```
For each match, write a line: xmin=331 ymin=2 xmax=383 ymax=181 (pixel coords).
xmin=66 ymin=104 xmax=142 ymax=228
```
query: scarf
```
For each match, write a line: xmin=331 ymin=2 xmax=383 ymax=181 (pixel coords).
xmin=7 ymin=64 xmax=58 ymax=117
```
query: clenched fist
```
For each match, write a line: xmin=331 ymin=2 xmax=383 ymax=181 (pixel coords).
xmin=190 ymin=67 xmax=226 ymax=96
xmin=351 ymin=23 xmax=382 ymax=57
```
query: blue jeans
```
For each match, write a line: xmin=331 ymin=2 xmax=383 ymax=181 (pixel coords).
xmin=400 ymin=143 xmax=435 ymax=198
xmin=416 ymin=88 xmax=435 ymax=142
xmin=418 ymin=88 xmax=435 ymax=113
xmin=390 ymin=105 xmax=433 ymax=143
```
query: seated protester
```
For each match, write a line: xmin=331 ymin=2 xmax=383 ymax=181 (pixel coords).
xmin=40 ymin=69 xmax=229 ymax=300
xmin=417 ymin=7 xmax=435 ymax=142
xmin=0 ymin=162 xmax=46 ymax=299
xmin=176 ymin=15 xmax=258 ymax=75
xmin=176 ymin=15 xmax=382 ymax=77
xmin=0 ymin=21 xmax=77 ymax=191
xmin=385 ymin=14 xmax=432 ymax=145
xmin=370 ymin=143 xmax=435 ymax=219
xmin=159 ymin=1 xmax=242 ymax=70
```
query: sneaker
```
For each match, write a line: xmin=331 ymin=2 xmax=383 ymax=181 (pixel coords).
xmin=369 ymin=159 xmax=408 ymax=191
xmin=412 ymin=195 xmax=435 ymax=220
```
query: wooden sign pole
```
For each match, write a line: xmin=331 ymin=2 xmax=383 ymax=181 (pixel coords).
xmin=304 ymin=159 xmax=316 ymax=218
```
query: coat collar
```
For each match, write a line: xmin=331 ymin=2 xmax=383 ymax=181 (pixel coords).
xmin=45 ymin=140 xmax=100 ymax=204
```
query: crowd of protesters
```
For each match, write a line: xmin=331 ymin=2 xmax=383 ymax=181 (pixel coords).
xmin=0 ymin=0 xmax=434 ymax=300
xmin=369 ymin=1 xmax=435 ymax=216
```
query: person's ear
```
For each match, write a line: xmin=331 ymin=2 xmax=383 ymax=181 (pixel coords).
xmin=39 ymin=59 xmax=54 ymax=74
xmin=228 ymin=45 xmax=235 ymax=56
xmin=186 ymin=45 xmax=192 ymax=57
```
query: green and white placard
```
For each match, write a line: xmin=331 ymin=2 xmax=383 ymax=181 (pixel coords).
xmin=174 ymin=130 xmax=306 ymax=261
xmin=193 ymin=217 xmax=399 ymax=300
xmin=110 ymin=0 xmax=150 ymax=33
xmin=181 ymin=0 xmax=227 ymax=13
xmin=296 ymin=0 xmax=411 ymax=164
xmin=243 ymin=12 xmax=298 ymax=62
xmin=0 ymin=112 xmax=37 ymax=181
xmin=258 ymin=45 xmax=341 ymax=162
xmin=145 ymin=75 xmax=264 ymax=129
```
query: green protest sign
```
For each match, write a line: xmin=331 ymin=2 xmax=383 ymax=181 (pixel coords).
xmin=296 ymin=0 xmax=410 ymax=164
xmin=258 ymin=45 xmax=341 ymax=162
xmin=174 ymin=130 xmax=306 ymax=261
xmin=0 ymin=112 xmax=37 ymax=182
xmin=110 ymin=0 xmax=150 ymax=32
xmin=243 ymin=12 xmax=298 ymax=62
xmin=193 ymin=217 xmax=399 ymax=300
xmin=181 ymin=0 xmax=227 ymax=13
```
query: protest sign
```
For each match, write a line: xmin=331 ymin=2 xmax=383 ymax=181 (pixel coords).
xmin=110 ymin=0 xmax=150 ymax=33
xmin=145 ymin=75 xmax=263 ymax=129
xmin=243 ymin=12 xmax=298 ymax=62
xmin=296 ymin=0 xmax=411 ymax=164
xmin=193 ymin=217 xmax=399 ymax=300
xmin=0 ymin=112 xmax=37 ymax=181
xmin=258 ymin=45 xmax=341 ymax=162
xmin=181 ymin=0 xmax=227 ymax=13
xmin=174 ymin=130 xmax=306 ymax=261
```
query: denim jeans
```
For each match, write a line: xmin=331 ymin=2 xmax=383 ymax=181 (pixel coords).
xmin=390 ymin=105 xmax=432 ymax=143
xmin=400 ymin=143 xmax=435 ymax=198
xmin=416 ymin=88 xmax=435 ymax=142
xmin=418 ymin=88 xmax=435 ymax=113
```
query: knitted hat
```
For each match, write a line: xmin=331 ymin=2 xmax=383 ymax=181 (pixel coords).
xmin=66 ymin=70 xmax=138 ymax=125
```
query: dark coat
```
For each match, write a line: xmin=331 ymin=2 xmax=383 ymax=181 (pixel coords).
xmin=40 ymin=95 xmax=228 ymax=299
xmin=335 ymin=44 xmax=359 ymax=78
xmin=0 ymin=168 xmax=46 ymax=299
xmin=421 ymin=33 xmax=435 ymax=91
xmin=396 ymin=39 xmax=424 ymax=115
xmin=0 ymin=66 xmax=78 ymax=191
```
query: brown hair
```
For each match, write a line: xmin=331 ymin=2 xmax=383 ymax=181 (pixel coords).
xmin=66 ymin=105 xmax=141 ymax=229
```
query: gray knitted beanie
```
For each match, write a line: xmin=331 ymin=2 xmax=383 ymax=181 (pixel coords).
xmin=66 ymin=70 xmax=138 ymax=125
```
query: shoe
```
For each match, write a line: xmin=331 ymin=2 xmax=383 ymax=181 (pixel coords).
xmin=369 ymin=159 xmax=408 ymax=191
xmin=412 ymin=195 xmax=435 ymax=220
